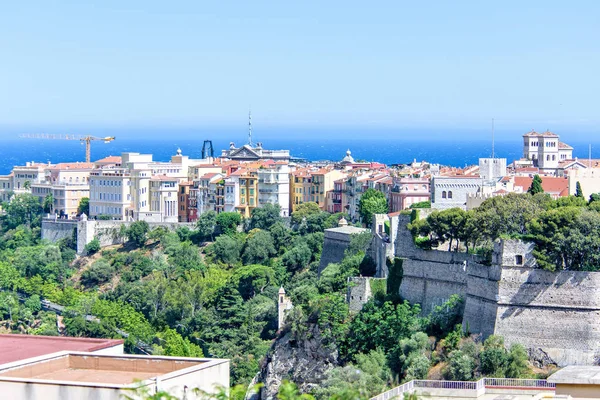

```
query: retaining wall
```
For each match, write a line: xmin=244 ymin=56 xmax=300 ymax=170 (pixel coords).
xmin=42 ymin=219 xmax=195 ymax=255
xmin=392 ymin=214 xmax=600 ymax=366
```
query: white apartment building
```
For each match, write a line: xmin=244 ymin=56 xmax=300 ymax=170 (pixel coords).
xmin=146 ymin=175 xmax=179 ymax=222
xmin=89 ymin=168 xmax=131 ymax=220
xmin=11 ymin=162 xmax=47 ymax=194
xmin=257 ymin=162 xmax=290 ymax=217
xmin=0 ymin=174 xmax=13 ymax=202
xmin=89 ymin=151 xmax=194 ymax=221
xmin=30 ymin=163 xmax=93 ymax=217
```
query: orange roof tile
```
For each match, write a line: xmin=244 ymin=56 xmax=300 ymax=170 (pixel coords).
xmin=513 ymin=176 xmax=569 ymax=196
xmin=95 ymin=156 xmax=122 ymax=164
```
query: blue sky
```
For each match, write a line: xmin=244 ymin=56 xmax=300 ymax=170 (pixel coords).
xmin=0 ymin=1 xmax=599 ymax=133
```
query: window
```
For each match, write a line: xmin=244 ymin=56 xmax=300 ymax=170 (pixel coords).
xmin=442 ymin=191 xmax=447 ymax=199
xmin=515 ymin=255 xmax=524 ymax=265
xmin=448 ymin=191 xmax=453 ymax=199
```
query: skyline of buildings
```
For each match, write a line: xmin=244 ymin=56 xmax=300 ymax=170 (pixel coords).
xmin=2 ymin=130 xmax=600 ymax=222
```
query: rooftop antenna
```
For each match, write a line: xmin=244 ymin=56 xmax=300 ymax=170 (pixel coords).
xmin=491 ymin=118 xmax=495 ymax=159
xmin=248 ymin=109 xmax=253 ymax=147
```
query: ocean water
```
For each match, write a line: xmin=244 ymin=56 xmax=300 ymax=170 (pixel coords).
xmin=0 ymin=127 xmax=599 ymax=174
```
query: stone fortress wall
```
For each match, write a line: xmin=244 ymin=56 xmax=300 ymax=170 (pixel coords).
xmin=41 ymin=218 xmax=195 ymax=254
xmin=376 ymin=213 xmax=600 ymax=367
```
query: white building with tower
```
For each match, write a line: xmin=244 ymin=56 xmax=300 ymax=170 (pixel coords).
xmin=523 ymin=130 xmax=574 ymax=172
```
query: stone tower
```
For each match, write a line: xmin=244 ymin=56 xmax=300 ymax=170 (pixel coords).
xmin=278 ymin=287 xmax=293 ymax=330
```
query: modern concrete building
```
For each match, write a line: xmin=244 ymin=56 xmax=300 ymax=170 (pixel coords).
xmin=0 ymin=334 xmax=230 ymax=400
xmin=0 ymin=352 xmax=229 ymax=400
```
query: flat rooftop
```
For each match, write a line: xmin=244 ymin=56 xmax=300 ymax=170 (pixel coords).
xmin=0 ymin=352 xmax=214 ymax=386
xmin=325 ymin=226 xmax=370 ymax=234
xmin=0 ymin=334 xmax=123 ymax=365
xmin=548 ymin=365 xmax=600 ymax=385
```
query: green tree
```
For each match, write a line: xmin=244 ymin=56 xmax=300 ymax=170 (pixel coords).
xmin=216 ymin=212 xmax=242 ymax=235
xmin=77 ymin=197 xmax=90 ymax=216
xmin=42 ymin=193 xmax=54 ymax=213
xmin=4 ymin=193 xmax=43 ymax=228
xmin=426 ymin=208 xmax=469 ymax=251
xmin=471 ymin=193 xmax=545 ymax=241
xmin=528 ymin=207 xmax=600 ymax=270
xmin=212 ymin=235 xmax=244 ymax=266
xmin=480 ymin=335 xmax=507 ymax=377
xmin=197 ymin=210 xmax=217 ymax=241
xmin=428 ymin=294 xmax=465 ymax=337
xmin=445 ymin=350 xmax=476 ymax=381
xmin=291 ymin=202 xmax=322 ymax=224
xmin=282 ymin=243 xmax=312 ymax=273
xmin=249 ymin=204 xmax=282 ymax=230
xmin=575 ymin=181 xmax=584 ymax=198
xmin=81 ymin=260 xmax=115 ymax=287
xmin=344 ymin=300 xmax=421 ymax=359
xmin=127 ymin=221 xmax=150 ymax=247
xmin=233 ymin=264 xmax=275 ymax=300
xmin=358 ymin=189 xmax=388 ymax=226
xmin=155 ymin=328 xmax=204 ymax=357
xmin=528 ymin=175 xmax=544 ymax=195
xmin=243 ymin=230 xmax=276 ymax=265
xmin=84 ymin=237 xmax=101 ymax=255
xmin=269 ymin=222 xmax=293 ymax=253
xmin=505 ymin=344 xmax=530 ymax=378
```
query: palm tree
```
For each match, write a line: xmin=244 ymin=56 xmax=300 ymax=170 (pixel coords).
xmin=43 ymin=193 xmax=54 ymax=213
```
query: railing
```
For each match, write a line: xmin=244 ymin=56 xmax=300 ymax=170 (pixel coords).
xmin=414 ymin=380 xmax=478 ymax=390
xmin=370 ymin=378 xmax=555 ymax=400
xmin=371 ymin=381 xmax=414 ymax=400
xmin=483 ymin=378 xmax=555 ymax=389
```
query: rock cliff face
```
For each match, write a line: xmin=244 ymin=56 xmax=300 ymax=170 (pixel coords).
xmin=256 ymin=324 xmax=340 ymax=399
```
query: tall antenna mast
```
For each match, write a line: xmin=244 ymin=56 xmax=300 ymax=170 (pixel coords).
xmin=590 ymin=143 xmax=592 ymax=167
xmin=491 ymin=118 xmax=495 ymax=159
xmin=248 ymin=109 xmax=253 ymax=146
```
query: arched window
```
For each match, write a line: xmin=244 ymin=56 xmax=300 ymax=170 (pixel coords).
xmin=442 ymin=191 xmax=447 ymax=199
xmin=448 ymin=191 xmax=453 ymax=199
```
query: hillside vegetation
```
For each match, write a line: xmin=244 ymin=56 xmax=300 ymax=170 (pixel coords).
xmin=0 ymin=194 xmax=553 ymax=398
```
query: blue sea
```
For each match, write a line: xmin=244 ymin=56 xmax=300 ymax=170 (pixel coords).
xmin=0 ymin=127 xmax=599 ymax=174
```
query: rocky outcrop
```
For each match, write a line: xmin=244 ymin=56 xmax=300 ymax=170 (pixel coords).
xmin=256 ymin=324 xmax=340 ymax=400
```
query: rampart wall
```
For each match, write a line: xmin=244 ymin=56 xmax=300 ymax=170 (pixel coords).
xmin=41 ymin=218 xmax=195 ymax=255
xmin=391 ymin=214 xmax=600 ymax=366
xmin=318 ymin=226 xmax=370 ymax=275
xmin=41 ymin=220 xmax=77 ymax=244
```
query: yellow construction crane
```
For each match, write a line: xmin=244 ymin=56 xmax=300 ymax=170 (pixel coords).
xmin=19 ymin=134 xmax=116 ymax=163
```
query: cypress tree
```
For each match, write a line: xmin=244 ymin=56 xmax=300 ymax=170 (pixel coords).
xmin=575 ymin=181 xmax=584 ymax=198
xmin=528 ymin=175 xmax=544 ymax=195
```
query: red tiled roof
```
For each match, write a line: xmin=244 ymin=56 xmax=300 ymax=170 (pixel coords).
xmin=48 ymin=162 xmax=94 ymax=170
xmin=514 ymin=176 xmax=569 ymax=196
xmin=558 ymin=142 xmax=573 ymax=149
xmin=0 ymin=334 xmax=123 ymax=365
xmin=95 ymin=156 xmax=122 ymax=164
